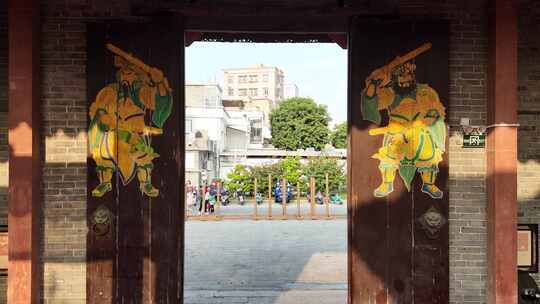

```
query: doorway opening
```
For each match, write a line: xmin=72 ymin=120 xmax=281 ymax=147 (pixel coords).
xmin=183 ymin=33 xmax=348 ymax=304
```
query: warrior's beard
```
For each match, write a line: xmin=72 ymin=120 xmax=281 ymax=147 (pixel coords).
xmin=120 ymin=80 xmax=132 ymax=99
xmin=393 ymin=80 xmax=417 ymax=96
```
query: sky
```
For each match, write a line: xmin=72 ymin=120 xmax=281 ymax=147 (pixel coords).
xmin=185 ymin=42 xmax=348 ymax=124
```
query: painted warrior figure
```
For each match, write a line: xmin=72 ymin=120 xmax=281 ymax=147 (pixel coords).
xmin=361 ymin=43 xmax=446 ymax=199
xmin=89 ymin=44 xmax=172 ymax=198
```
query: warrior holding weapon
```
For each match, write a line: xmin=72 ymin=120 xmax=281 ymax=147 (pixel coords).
xmin=89 ymin=43 xmax=173 ymax=198
xmin=361 ymin=43 xmax=446 ymax=199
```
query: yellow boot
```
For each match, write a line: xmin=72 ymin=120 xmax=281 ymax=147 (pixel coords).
xmin=420 ymin=170 xmax=443 ymax=199
xmin=374 ymin=167 xmax=396 ymax=197
xmin=137 ymin=166 xmax=159 ymax=197
xmin=92 ymin=166 xmax=113 ymax=197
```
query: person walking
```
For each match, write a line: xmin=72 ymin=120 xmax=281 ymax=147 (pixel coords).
xmin=204 ymin=186 xmax=210 ymax=214
xmin=186 ymin=180 xmax=194 ymax=215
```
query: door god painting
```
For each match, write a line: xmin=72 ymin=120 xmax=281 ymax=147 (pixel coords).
xmin=89 ymin=44 xmax=173 ymax=198
xmin=361 ymin=43 xmax=446 ymax=199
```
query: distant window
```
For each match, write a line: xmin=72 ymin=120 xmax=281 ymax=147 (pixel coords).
xmin=228 ymin=75 xmax=234 ymax=84
xmin=228 ymin=87 xmax=234 ymax=96
xmin=249 ymin=75 xmax=258 ymax=83
xmin=262 ymin=74 xmax=268 ymax=82
xmin=249 ymin=88 xmax=258 ymax=96
xmin=185 ymin=119 xmax=192 ymax=133
xmin=239 ymin=76 xmax=247 ymax=83
xmin=239 ymin=88 xmax=247 ymax=96
xmin=263 ymin=87 xmax=269 ymax=96
xmin=250 ymin=119 xmax=262 ymax=144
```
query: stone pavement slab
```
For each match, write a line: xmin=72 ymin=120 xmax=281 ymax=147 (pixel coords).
xmin=184 ymin=220 xmax=347 ymax=303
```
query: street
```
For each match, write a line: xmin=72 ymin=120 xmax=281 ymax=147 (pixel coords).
xmin=186 ymin=201 xmax=347 ymax=219
xmin=184 ymin=219 xmax=347 ymax=304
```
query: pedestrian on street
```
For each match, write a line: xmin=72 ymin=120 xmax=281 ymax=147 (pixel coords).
xmin=204 ymin=186 xmax=210 ymax=214
xmin=186 ymin=180 xmax=194 ymax=215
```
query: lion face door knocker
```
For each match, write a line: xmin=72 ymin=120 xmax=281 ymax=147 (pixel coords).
xmin=417 ymin=206 xmax=447 ymax=239
xmin=91 ymin=205 xmax=113 ymax=239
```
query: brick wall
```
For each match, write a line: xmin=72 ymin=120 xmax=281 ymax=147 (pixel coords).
xmin=40 ymin=1 xmax=131 ymax=303
xmin=517 ymin=0 xmax=540 ymax=285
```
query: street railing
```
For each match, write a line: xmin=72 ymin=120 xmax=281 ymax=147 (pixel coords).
xmin=185 ymin=175 xmax=346 ymax=221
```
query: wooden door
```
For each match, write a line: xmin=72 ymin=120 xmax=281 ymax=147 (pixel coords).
xmin=86 ymin=19 xmax=184 ymax=303
xmin=348 ymin=19 xmax=449 ymax=303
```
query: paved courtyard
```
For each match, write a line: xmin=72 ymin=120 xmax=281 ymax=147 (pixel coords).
xmin=184 ymin=220 xmax=347 ymax=304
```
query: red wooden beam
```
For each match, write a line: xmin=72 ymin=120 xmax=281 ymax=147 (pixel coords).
xmin=7 ymin=0 xmax=42 ymax=303
xmin=487 ymin=0 xmax=518 ymax=303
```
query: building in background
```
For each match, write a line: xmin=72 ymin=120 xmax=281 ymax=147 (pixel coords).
xmin=223 ymin=64 xmax=285 ymax=105
xmin=185 ymin=83 xmax=272 ymax=185
xmin=185 ymin=83 xmax=227 ymax=185
xmin=283 ymin=83 xmax=299 ymax=99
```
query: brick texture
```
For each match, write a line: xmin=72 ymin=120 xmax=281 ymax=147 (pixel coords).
xmin=0 ymin=0 xmax=534 ymax=303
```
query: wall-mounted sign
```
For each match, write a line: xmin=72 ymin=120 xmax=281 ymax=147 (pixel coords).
xmin=462 ymin=126 xmax=486 ymax=148
xmin=518 ymin=224 xmax=538 ymax=273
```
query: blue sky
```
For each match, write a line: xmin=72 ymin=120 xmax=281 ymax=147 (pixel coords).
xmin=185 ymin=42 xmax=348 ymax=124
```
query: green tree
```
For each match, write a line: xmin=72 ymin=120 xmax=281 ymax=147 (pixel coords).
xmin=224 ymin=164 xmax=252 ymax=193
xmin=270 ymin=97 xmax=330 ymax=150
xmin=278 ymin=156 xmax=304 ymax=187
xmin=330 ymin=121 xmax=347 ymax=149
xmin=303 ymin=156 xmax=346 ymax=194
xmin=250 ymin=163 xmax=280 ymax=196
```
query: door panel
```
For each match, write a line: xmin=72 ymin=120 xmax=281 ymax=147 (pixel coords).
xmin=87 ymin=20 xmax=184 ymax=303
xmin=348 ymin=19 xmax=449 ymax=303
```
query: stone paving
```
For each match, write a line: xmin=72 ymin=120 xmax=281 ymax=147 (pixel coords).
xmin=184 ymin=220 xmax=347 ymax=304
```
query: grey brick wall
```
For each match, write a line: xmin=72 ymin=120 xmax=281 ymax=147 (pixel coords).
xmin=517 ymin=0 xmax=540 ymax=286
xmin=40 ymin=0 xmax=129 ymax=302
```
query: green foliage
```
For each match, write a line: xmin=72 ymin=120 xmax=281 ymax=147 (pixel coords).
xmin=330 ymin=121 xmax=347 ymax=149
xmin=224 ymin=164 xmax=252 ymax=193
xmin=249 ymin=157 xmax=305 ymax=195
xmin=278 ymin=156 xmax=304 ymax=188
xmin=270 ymin=97 xmax=330 ymax=151
xmin=250 ymin=163 xmax=280 ymax=196
xmin=303 ymin=156 xmax=346 ymax=193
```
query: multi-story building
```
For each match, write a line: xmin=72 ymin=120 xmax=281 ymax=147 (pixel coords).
xmin=185 ymin=83 xmax=272 ymax=185
xmin=185 ymin=83 xmax=227 ymax=185
xmin=223 ymin=64 xmax=285 ymax=104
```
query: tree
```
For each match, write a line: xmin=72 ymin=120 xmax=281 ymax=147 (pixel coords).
xmin=270 ymin=97 xmax=330 ymax=150
xmin=224 ymin=164 xmax=252 ymax=193
xmin=250 ymin=163 xmax=280 ymax=196
xmin=278 ymin=156 xmax=304 ymax=188
xmin=249 ymin=157 xmax=304 ymax=196
xmin=330 ymin=121 xmax=347 ymax=149
xmin=303 ymin=156 xmax=346 ymax=194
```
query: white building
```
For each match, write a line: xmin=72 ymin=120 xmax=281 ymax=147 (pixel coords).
xmin=185 ymin=83 xmax=271 ymax=185
xmin=283 ymin=83 xmax=299 ymax=99
xmin=185 ymin=83 xmax=227 ymax=185
xmin=222 ymin=64 xmax=285 ymax=104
